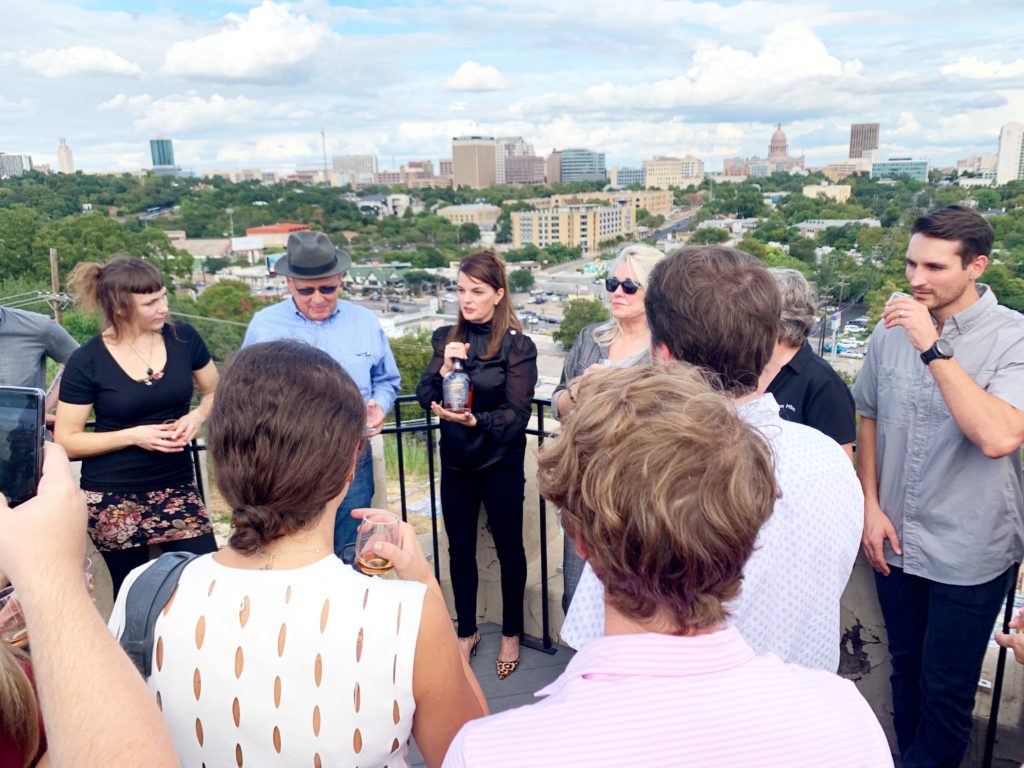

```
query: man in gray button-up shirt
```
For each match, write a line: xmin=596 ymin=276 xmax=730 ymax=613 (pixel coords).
xmin=853 ymin=205 xmax=1024 ymax=768
xmin=0 ymin=306 xmax=79 ymax=414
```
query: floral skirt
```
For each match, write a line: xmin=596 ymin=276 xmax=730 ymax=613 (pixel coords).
xmin=84 ymin=482 xmax=213 ymax=552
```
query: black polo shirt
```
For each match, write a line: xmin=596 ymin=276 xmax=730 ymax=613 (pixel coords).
xmin=766 ymin=341 xmax=856 ymax=446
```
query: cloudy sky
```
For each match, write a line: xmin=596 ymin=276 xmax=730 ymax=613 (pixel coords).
xmin=1 ymin=0 xmax=1022 ymax=174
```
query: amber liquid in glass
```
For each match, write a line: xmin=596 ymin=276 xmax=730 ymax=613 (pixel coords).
xmin=357 ymin=555 xmax=395 ymax=576
xmin=3 ymin=627 xmax=28 ymax=648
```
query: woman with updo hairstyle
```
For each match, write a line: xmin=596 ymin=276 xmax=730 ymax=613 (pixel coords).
xmin=55 ymin=256 xmax=218 ymax=598
xmin=109 ymin=340 xmax=486 ymax=768
xmin=416 ymin=251 xmax=538 ymax=680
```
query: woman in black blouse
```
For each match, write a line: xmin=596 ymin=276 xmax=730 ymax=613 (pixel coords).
xmin=416 ymin=251 xmax=538 ymax=680
xmin=55 ymin=257 xmax=218 ymax=598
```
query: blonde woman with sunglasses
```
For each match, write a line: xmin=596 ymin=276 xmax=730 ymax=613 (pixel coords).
xmin=550 ymin=243 xmax=666 ymax=611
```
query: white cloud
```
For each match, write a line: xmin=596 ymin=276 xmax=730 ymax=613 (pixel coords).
xmin=940 ymin=56 xmax=1024 ymax=79
xmin=442 ymin=61 xmax=509 ymax=92
xmin=508 ymin=24 xmax=865 ymax=120
xmin=449 ymin=101 xmax=468 ymax=112
xmin=0 ymin=94 xmax=35 ymax=121
xmin=162 ymin=1 xmax=337 ymax=81
xmin=892 ymin=111 xmax=920 ymax=136
xmin=215 ymin=135 xmax=319 ymax=165
xmin=19 ymin=46 xmax=141 ymax=78
xmin=97 ymin=92 xmax=315 ymax=133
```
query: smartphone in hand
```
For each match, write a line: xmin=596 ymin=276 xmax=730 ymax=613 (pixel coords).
xmin=0 ymin=387 xmax=45 ymax=505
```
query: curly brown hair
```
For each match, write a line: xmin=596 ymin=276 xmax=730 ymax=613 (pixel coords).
xmin=538 ymin=363 xmax=778 ymax=633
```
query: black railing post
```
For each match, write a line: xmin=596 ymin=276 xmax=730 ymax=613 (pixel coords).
xmin=521 ymin=398 xmax=557 ymax=655
xmin=394 ymin=400 xmax=408 ymax=523
xmin=982 ymin=563 xmax=1020 ymax=768
xmin=189 ymin=438 xmax=206 ymax=503
xmin=424 ymin=406 xmax=442 ymax=583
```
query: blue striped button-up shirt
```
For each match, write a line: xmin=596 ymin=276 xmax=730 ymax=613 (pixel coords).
xmin=241 ymin=298 xmax=401 ymax=414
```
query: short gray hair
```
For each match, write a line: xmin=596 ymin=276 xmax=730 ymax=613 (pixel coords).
xmin=769 ymin=268 xmax=817 ymax=346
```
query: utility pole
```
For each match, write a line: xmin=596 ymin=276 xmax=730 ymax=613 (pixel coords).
xmin=49 ymin=248 xmax=62 ymax=325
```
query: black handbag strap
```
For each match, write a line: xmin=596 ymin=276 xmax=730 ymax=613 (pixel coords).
xmin=119 ymin=551 xmax=199 ymax=677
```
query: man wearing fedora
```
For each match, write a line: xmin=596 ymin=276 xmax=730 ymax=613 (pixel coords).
xmin=242 ymin=230 xmax=401 ymax=552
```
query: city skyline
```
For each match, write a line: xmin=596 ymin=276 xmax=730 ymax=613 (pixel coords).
xmin=1 ymin=0 xmax=1022 ymax=174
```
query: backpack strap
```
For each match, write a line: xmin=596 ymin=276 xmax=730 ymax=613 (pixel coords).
xmin=119 ymin=551 xmax=199 ymax=677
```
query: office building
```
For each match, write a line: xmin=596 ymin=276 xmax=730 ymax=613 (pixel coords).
xmin=642 ymin=156 xmax=704 ymax=189
xmin=504 ymin=155 xmax=545 ymax=185
xmin=439 ymin=158 xmax=453 ymax=176
xmin=545 ymin=152 xmax=562 ymax=185
xmin=802 ymin=184 xmax=852 ymax=204
xmin=332 ymin=154 xmax=377 ymax=175
xmin=558 ymin=148 xmax=606 ymax=183
xmin=520 ymin=190 xmax=673 ymax=216
xmin=57 ymin=138 xmax=75 ymax=174
xmin=436 ymin=203 xmax=501 ymax=229
xmin=956 ymin=154 xmax=997 ymax=176
xmin=0 ymin=153 xmax=32 ymax=177
xmin=150 ymin=137 xmax=175 ymax=167
xmin=996 ymin=122 xmax=1024 ymax=186
xmin=849 ymin=123 xmax=880 ymax=159
xmin=512 ymin=204 xmax=635 ymax=255
xmin=871 ymin=157 xmax=930 ymax=183
xmin=495 ymin=136 xmax=534 ymax=185
xmin=452 ymin=136 xmax=497 ymax=189
xmin=609 ymin=166 xmax=645 ymax=188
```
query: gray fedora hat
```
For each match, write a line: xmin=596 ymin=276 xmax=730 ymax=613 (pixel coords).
xmin=273 ymin=230 xmax=352 ymax=278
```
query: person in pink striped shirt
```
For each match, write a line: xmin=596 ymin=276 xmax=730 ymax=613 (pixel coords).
xmin=443 ymin=364 xmax=892 ymax=768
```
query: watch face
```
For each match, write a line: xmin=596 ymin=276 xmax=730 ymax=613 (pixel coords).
xmin=935 ymin=339 xmax=954 ymax=358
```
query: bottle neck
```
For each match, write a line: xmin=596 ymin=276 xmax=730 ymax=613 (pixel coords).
xmin=453 ymin=359 xmax=464 ymax=372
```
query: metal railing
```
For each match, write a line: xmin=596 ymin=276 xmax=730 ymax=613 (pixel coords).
xmin=385 ymin=394 xmax=559 ymax=655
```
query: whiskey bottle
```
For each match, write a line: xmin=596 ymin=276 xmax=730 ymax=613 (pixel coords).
xmin=443 ymin=359 xmax=473 ymax=413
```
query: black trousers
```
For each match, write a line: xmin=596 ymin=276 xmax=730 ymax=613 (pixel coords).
xmin=101 ymin=533 xmax=218 ymax=600
xmin=441 ymin=451 xmax=527 ymax=639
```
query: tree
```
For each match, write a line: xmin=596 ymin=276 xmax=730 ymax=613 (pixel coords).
xmin=690 ymin=228 xmax=730 ymax=245
xmin=553 ymin=298 xmax=610 ymax=349
xmin=787 ymin=238 xmax=817 ymax=263
xmin=458 ymin=222 xmax=481 ymax=244
xmin=509 ymin=268 xmax=535 ymax=292
xmin=390 ymin=327 xmax=435 ymax=395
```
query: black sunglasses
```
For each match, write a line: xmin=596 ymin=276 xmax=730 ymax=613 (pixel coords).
xmin=294 ymin=285 xmax=339 ymax=296
xmin=605 ymin=277 xmax=641 ymax=295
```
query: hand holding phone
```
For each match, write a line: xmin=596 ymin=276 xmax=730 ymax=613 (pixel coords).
xmin=0 ymin=387 xmax=45 ymax=506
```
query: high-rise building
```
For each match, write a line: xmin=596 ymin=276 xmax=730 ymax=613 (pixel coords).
xmin=57 ymin=137 xmax=75 ymax=174
xmin=495 ymin=136 xmax=534 ymax=185
xmin=452 ymin=136 xmax=497 ymax=189
xmin=559 ymin=148 xmax=606 ymax=183
xmin=332 ymin=154 xmax=378 ymax=175
xmin=0 ymin=153 xmax=32 ymax=178
xmin=849 ymin=123 xmax=880 ymax=159
xmin=439 ymin=158 xmax=453 ymax=176
xmin=545 ymin=152 xmax=562 ymax=185
xmin=996 ymin=122 xmax=1024 ymax=186
xmin=150 ymin=137 xmax=175 ymax=167
xmin=642 ymin=156 xmax=704 ymax=189
xmin=504 ymin=155 xmax=545 ymax=185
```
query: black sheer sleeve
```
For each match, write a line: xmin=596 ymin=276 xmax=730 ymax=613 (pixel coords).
xmin=475 ymin=331 xmax=538 ymax=444
xmin=415 ymin=326 xmax=449 ymax=411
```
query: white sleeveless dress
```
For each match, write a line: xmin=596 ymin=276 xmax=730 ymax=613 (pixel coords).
xmin=110 ymin=554 xmax=426 ymax=767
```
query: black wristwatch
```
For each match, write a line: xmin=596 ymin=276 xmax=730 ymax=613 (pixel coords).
xmin=920 ymin=338 xmax=954 ymax=366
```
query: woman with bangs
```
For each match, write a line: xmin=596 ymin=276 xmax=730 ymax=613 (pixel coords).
xmin=55 ymin=256 xmax=218 ymax=598
xmin=416 ymin=251 xmax=538 ymax=680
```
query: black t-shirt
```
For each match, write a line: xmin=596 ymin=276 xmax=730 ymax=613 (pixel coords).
xmin=60 ymin=322 xmax=211 ymax=492
xmin=766 ymin=341 xmax=856 ymax=446
xmin=416 ymin=322 xmax=538 ymax=470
